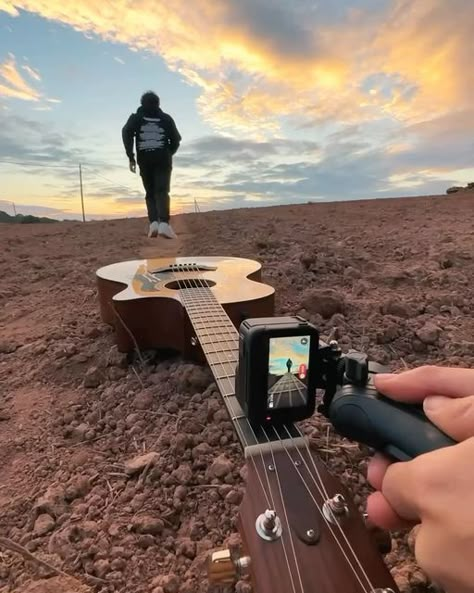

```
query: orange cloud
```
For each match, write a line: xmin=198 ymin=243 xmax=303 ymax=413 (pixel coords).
xmin=0 ymin=54 xmax=41 ymax=101
xmin=1 ymin=0 xmax=472 ymax=135
xmin=0 ymin=0 xmax=18 ymax=16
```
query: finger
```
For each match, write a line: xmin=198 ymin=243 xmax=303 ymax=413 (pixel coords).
xmin=366 ymin=492 xmax=414 ymax=531
xmin=381 ymin=460 xmax=422 ymax=522
xmin=424 ymin=394 xmax=474 ymax=441
xmin=367 ymin=453 xmax=392 ymax=490
xmin=374 ymin=366 xmax=474 ymax=403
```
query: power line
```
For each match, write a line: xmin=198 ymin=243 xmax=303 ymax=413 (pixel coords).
xmin=82 ymin=166 xmax=141 ymax=195
xmin=0 ymin=158 xmax=127 ymax=171
xmin=79 ymin=164 xmax=85 ymax=223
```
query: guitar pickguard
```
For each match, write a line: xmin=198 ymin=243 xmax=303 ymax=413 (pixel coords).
xmin=131 ymin=264 xmax=164 ymax=295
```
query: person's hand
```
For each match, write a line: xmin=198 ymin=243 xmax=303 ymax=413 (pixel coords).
xmin=367 ymin=366 xmax=474 ymax=592
xmin=129 ymin=159 xmax=136 ymax=173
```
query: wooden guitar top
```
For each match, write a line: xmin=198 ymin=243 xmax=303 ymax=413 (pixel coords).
xmin=96 ymin=255 xmax=275 ymax=305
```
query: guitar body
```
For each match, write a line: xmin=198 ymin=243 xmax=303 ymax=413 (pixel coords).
xmin=96 ymin=256 xmax=275 ymax=358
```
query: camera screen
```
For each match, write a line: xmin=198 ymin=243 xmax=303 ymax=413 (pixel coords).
xmin=267 ymin=336 xmax=310 ymax=410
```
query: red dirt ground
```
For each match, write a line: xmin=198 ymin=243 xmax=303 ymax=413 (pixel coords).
xmin=0 ymin=192 xmax=473 ymax=593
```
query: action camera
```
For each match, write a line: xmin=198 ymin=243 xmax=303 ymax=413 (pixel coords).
xmin=236 ymin=316 xmax=319 ymax=427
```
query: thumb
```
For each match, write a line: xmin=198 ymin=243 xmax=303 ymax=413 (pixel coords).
xmin=424 ymin=394 xmax=474 ymax=441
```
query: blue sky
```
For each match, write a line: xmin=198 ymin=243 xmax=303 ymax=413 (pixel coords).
xmin=269 ymin=336 xmax=310 ymax=376
xmin=0 ymin=1 xmax=473 ymax=220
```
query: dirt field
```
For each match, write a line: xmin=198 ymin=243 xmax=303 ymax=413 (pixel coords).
xmin=0 ymin=192 xmax=473 ymax=593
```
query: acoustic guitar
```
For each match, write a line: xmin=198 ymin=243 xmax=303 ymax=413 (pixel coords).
xmin=96 ymin=256 xmax=398 ymax=593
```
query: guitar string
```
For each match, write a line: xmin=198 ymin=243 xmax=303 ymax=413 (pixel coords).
xmin=183 ymin=263 xmax=302 ymax=593
xmin=300 ymin=433 xmax=377 ymax=591
xmin=259 ymin=426 xmax=306 ymax=593
xmin=159 ymin=261 xmax=300 ymax=593
xmin=275 ymin=425 xmax=376 ymax=592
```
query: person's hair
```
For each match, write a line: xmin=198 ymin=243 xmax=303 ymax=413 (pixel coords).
xmin=140 ymin=91 xmax=160 ymax=110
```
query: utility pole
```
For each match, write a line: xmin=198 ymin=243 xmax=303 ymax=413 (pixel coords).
xmin=79 ymin=163 xmax=85 ymax=222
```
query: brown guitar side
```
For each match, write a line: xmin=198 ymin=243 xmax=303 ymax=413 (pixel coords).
xmin=96 ymin=256 xmax=275 ymax=359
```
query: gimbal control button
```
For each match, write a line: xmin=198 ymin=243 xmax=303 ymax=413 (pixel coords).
xmin=344 ymin=352 xmax=369 ymax=386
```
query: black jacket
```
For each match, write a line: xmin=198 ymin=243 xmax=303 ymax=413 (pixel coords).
xmin=122 ymin=106 xmax=181 ymax=164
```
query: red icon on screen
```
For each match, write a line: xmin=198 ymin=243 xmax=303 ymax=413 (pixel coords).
xmin=299 ymin=364 xmax=307 ymax=379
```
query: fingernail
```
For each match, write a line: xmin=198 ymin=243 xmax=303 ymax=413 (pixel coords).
xmin=423 ymin=395 xmax=449 ymax=412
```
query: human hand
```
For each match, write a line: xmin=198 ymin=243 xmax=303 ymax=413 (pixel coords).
xmin=367 ymin=366 xmax=474 ymax=592
xmin=129 ymin=159 xmax=136 ymax=173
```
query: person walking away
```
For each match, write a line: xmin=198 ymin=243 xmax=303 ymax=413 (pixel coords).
xmin=122 ymin=91 xmax=181 ymax=239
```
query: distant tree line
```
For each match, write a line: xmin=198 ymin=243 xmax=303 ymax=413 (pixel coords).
xmin=0 ymin=210 xmax=58 ymax=224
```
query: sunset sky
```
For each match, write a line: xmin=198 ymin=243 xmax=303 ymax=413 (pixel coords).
xmin=269 ymin=336 xmax=310 ymax=376
xmin=0 ymin=0 xmax=473 ymax=220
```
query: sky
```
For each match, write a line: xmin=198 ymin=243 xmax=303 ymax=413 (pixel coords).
xmin=269 ymin=336 xmax=310 ymax=376
xmin=0 ymin=0 xmax=473 ymax=220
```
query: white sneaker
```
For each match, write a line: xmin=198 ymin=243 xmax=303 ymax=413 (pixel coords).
xmin=148 ymin=221 xmax=159 ymax=238
xmin=158 ymin=222 xmax=177 ymax=239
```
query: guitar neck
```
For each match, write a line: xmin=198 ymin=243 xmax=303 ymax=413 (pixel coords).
xmin=180 ymin=288 xmax=302 ymax=449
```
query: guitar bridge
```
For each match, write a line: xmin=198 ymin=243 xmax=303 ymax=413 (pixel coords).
xmin=150 ymin=263 xmax=217 ymax=274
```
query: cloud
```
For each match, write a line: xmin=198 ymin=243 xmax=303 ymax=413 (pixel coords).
xmin=2 ymin=0 xmax=472 ymax=135
xmin=0 ymin=1 xmax=18 ymax=16
xmin=0 ymin=111 xmax=80 ymax=164
xmin=176 ymin=135 xmax=321 ymax=169
xmin=0 ymin=53 xmax=41 ymax=101
xmin=0 ymin=54 xmax=61 ymax=107
xmin=113 ymin=56 xmax=125 ymax=65
xmin=22 ymin=64 xmax=41 ymax=81
xmin=1 ymin=0 xmax=473 ymax=215
xmin=178 ymin=124 xmax=470 ymax=206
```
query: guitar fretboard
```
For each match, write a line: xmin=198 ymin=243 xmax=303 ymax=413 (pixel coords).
xmin=180 ymin=285 xmax=302 ymax=449
xmin=180 ymin=288 xmax=238 ymax=396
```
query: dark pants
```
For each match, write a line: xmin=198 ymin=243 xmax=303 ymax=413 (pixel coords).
xmin=139 ymin=161 xmax=172 ymax=223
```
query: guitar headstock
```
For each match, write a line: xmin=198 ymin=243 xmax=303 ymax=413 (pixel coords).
xmin=209 ymin=436 xmax=398 ymax=593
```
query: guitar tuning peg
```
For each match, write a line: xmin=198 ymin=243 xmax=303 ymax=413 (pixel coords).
xmin=208 ymin=547 xmax=251 ymax=585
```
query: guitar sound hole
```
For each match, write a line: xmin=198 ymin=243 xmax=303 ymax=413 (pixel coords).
xmin=165 ymin=279 xmax=216 ymax=290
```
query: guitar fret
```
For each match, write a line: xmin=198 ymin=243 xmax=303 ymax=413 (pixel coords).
xmin=187 ymin=309 xmax=226 ymax=316
xmin=210 ymin=361 xmax=236 ymax=379
xmin=185 ymin=301 xmax=222 ymax=306
xmin=220 ymin=386 xmax=235 ymax=397
xmin=182 ymin=300 xmax=221 ymax=307
xmin=209 ymin=360 xmax=236 ymax=371
xmin=202 ymin=342 xmax=237 ymax=350
xmin=192 ymin=322 xmax=233 ymax=329
xmin=206 ymin=352 xmax=238 ymax=365
xmin=215 ymin=374 xmax=235 ymax=391
xmin=200 ymin=335 xmax=237 ymax=346
xmin=199 ymin=335 xmax=237 ymax=344
xmin=193 ymin=322 xmax=235 ymax=330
